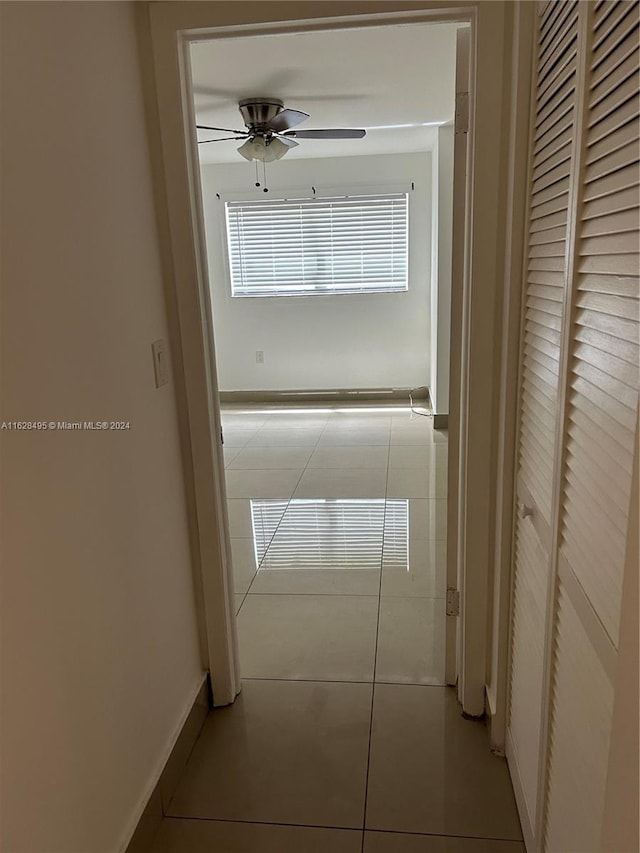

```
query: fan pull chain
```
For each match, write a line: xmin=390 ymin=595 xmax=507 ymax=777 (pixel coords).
xmin=262 ymin=160 xmax=268 ymax=193
xmin=254 ymin=160 xmax=260 ymax=188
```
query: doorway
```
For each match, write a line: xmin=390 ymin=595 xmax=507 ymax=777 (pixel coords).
xmin=144 ymin=0 xmax=512 ymax=721
xmin=187 ymin=19 xmax=460 ymax=696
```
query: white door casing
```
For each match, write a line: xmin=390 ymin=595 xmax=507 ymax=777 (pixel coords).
xmin=142 ymin=0 xmax=515 ymax=715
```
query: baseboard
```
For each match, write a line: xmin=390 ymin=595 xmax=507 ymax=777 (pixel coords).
xmin=433 ymin=413 xmax=449 ymax=429
xmin=123 ymin=673 xmax=210 ymax=853
xmin=219 ymin=387 xmax=430 ymax=405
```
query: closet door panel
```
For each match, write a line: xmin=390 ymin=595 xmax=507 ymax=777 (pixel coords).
xmin=507 ymin=0 xmax=579 ymax=833
xmin=559 ymin=0 xmax=639 ymax=647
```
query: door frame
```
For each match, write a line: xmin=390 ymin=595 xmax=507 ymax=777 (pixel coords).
xmin=141 ymin=0 xmax=513 ymax=713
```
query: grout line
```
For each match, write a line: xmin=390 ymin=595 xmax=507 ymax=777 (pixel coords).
xmin=360 ymin=431 xmax=392 ymax=850
xmin=241 ymin=426 xmax=323 ymax=600
xmin=242 ymin=591 xmax=446 ymax=600
xmin=243 ymin=592 xmax=381 ymax=598
xmin=240 ymin=676 xmax=450 ymax=688
xmin=163 ymin=813 xmax=522 ymax=844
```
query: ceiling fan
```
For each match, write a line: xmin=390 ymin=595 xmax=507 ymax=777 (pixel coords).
xmin=197 ymin=97 xmax=366 ymax=162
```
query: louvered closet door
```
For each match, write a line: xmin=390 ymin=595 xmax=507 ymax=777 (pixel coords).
xmin=507 ymin=0 xmax=580 ymax=837
xmin=544 ymin=2 xmax=639 ymax=850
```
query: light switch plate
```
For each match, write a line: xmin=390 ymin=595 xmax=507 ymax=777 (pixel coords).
xmin=152 ymin=339 xmax=169 ymax=388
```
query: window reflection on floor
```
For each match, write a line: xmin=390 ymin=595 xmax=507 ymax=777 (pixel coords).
xmin=250 ymin=498 xmax=408 ymax=571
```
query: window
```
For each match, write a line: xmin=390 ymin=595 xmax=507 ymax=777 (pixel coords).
xmin=225 ymin=193 xmax=409 ymax=297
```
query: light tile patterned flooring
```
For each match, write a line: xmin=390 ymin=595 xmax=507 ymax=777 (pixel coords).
xmin=151 ymin=405 xmax=523 ymax=852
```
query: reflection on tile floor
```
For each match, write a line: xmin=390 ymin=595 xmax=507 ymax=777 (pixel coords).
xmin=150 ymin=405 xmax=522 ymax=852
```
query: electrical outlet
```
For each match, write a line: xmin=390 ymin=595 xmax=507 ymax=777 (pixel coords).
xmin=255 ymin=350 xmax=264 ymax=364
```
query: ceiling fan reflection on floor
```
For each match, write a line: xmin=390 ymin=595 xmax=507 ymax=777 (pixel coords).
xmin=197 ymin=97 xmax=366 ymax=163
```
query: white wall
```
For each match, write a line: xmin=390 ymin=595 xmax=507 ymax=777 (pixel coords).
xmin=430 ymin=124 xmax=454 ymax=415
xmin=0 ymin=3 xmax=203 ymax=852
xmin=200 ymin=153 xmax=431 ymax=392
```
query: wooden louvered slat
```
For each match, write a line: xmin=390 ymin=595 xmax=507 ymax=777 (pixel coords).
xmin=589 ymin=72 xmax=639 ymax=127
xmin=529 ymin=225 xmax=567 ymax=246
xmin=593 ymin=0 xmax=639 ymax=49
xmin=580 ymin=207 xmax=640 ymax=239
xmin=574 ymin=303 xmax=638 ymax=345
xmin=529 ymin=242 xmax=566 ymax=260
xmin=579 ymin=278 xmax=638 ymax=306
xmin=586 ymin=118 xmax=638 ymax=164
xmin=584 ymin=140 xmax=639 ymax=182
xmin=539 ymin=0 xmax=564 ymax=38
xmin=531 ymin=159 xmax=573 ymax=194
xmin=531 ymin=180 xmax=570 ymax=210
xmin=529 ymin=256 xmax=566 ymax=273
xmin=538 ymin=7 xmax=579 ymax=79
xmin=567 ymin=415 xmax=630 ymax=486
xmin=529 ymin=208 xmax=570 ymax=233
xmin=591 ymin=26 xmax=639 ymax=88
xmin=592 ymin=0 xmax=640 ymax=67
xmin=528 ymin=283 xmax=564 ymax=302
xmin=565 ymin=443 xmax=630 ymax=523
xmin=533 ymin=137 xmax=572 ymax=179
xmin=531 ymin=276 xmax=567 ymax=296
xmin=529 ymin=190 xmax=571 ymax=221
xmin=591 ymin=48 xmax=639 ymax=107
xmin=534 ymin=109 xmax=574 ymax=156
xmin=572 ymin=358 xmax=635 ymax=416
xmin=568 ymin=401 xmax=632 ymax=471
xmin=520 ymin=431 xmax=554 ymax=499
xmin=562 ymin=499 xmax=626 ymax=576
xmin=582 ymin=183 xmax=639 ymax=219
xmin=537 ymin=72 xmax=577 ymax=129
xmin=573 ymin=339 xmax=638 ymax=393
xmin=540 ymin=0 xmax=577 ymax=53
xmin=574 ymin=321 xmax=639 ymax=364
xmin=526 ymin=320 xmax=562 ymax=350
xmin=583 ymin=161 xmax=639 ymax=201
xmin=576 ymin=290 xmax=640 ymax=323
xmin=538 ymin=51 xmax=577 ymax=113
xmin=523 ymin=363 xmax=559 ymax=407
xmin=544 ymin=584 xmax=614 ymax=852
xmin=523 ymin=394 xmax=557 ymax=436
xmin=579 ymin=251 xmax=639 ymax=275
xmin=534 ymin=91 xmax=575 ymax=142
xmin=571 ymin=372 xmax=636 ymax=431
xmin=586 ymin=87 xmax=640 ymax=143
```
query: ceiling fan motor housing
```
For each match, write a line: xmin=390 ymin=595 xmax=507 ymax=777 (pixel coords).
xmin=238 ymin=98 xmax=284 ymax=134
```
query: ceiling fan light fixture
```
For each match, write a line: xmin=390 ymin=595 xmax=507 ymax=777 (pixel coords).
xmin=267 ymin=137 xmax=290 ymax=161
xmin=237 ymin=136 xmax=290 ymax=162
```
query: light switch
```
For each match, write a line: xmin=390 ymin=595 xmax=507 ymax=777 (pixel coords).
xmin=152 ymin=339 xmax=169 ymax=388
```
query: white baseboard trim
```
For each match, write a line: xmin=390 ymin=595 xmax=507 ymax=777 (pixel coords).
xmin=219 ymin=387 xmax=429 ymax=404
xmin=121 ymin=671 xmax=209 ymax=853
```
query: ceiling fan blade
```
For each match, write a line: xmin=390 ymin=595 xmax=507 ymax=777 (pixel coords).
xmin=267 ymin=108 xmax=309 ymax=132
xmin=275 ymin=135 xmax=299 ymax=148
xmin=198 ymin=136 xmax=247 ymax=143
xmin=284 ymin=128 xmax=366 ymax=139
xmin=197 ymin=124 xmax=246 ymax=135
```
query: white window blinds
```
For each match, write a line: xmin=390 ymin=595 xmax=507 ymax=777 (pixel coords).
xmin=225 ymin=193 xmax=409 ymax=297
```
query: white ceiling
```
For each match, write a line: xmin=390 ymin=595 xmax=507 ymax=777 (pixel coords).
xmin=190 ymin=21 xmax=461 ymax=164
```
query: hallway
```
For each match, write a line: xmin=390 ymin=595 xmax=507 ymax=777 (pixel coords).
xmin=151 ymin=405 xmax=523 ymax=851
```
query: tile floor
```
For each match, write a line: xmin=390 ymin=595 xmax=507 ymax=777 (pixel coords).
xmin=150 ymin=404 xmax=523 ymax=852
